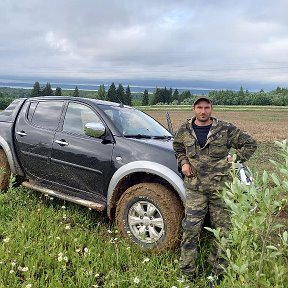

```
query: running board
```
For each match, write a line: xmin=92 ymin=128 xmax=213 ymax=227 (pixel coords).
xmin=22 ymin=181 xmax=106 ymax=212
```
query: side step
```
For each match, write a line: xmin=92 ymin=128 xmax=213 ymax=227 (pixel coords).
xmin=22 ymin=181 xmax=106 ymax=212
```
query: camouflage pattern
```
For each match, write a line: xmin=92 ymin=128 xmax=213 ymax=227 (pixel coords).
xmin=173 ymin=116 xmax=257 ymax=276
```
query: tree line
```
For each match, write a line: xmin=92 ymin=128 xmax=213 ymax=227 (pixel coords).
xmin=0 ymin=81 xmax=288 ymax=110
xmin=143 ymin=86 xmax=288 ymax=106
xmin=29 ymin=81 xmax=133 ymax=105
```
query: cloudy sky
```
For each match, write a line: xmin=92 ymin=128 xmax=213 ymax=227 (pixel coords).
xmin=1 ymin=0 xmax=288 ymax=89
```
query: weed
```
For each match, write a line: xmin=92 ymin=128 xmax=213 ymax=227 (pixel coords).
xmin=206 ymin=140 xmax=288 ymax=288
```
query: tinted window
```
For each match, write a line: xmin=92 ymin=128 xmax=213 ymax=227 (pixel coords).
xmin=63 ymin=102 xmax=102 ymax=135
xmin=30 ymin=101 xmax=63 ymax=130
xmin=99 ymin=104 xmax=172 ymax=136
xmin=27 ymin=102 xmax=37 ymax=122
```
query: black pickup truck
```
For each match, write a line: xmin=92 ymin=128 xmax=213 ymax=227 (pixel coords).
xmin=0 ymin=96 xmax=185 ymax=250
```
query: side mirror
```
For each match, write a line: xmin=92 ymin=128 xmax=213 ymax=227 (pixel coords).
xmin=84 ymin=122 xmax=106 ymax=138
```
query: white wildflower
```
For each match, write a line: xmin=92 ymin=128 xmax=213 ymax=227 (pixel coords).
xmin=177 ymin=277 xmax=185 ymax=283
xmin=25 ymin=284 xmax=32 ymax=288
xmin=9 ymin=270 xmax=14 ymax=274
xmin=63 ymin=256 xmax=69 ymax=263
xmin=61 ymin=206 xmax=66 ymax=209
xmin=11 ymin=261 xmax=16 ymax=266
xmin=65 ymin=225 xmax=71 ymax=230
xmin=3 ymin=237 xmax=10 ymax=243
xmin=142 ymin=258 xmax=150 ymax=263
xmin=58 ymin=253 xmax=63 ymax=262
xmin=134 ymin=277 xmax=140 ymax=284
xmin=207 ymin=275 xmax=214 ymax=281
xmin=107 ymin=229 xmax=113 ymax=234
xmin=22 ymin=267 xmax=29 ymax=272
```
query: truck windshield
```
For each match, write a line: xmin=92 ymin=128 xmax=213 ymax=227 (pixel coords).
xmin=98 ymin=104 xmax=172 ymax=137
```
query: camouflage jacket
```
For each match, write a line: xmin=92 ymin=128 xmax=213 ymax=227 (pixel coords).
xmin=173 ymin=117 xmax=257 ymax=190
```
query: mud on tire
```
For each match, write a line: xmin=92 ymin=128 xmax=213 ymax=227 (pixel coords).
xmin=0 ymin=149 xmax=11 ymax=191
xmin=115 ymin=182 xmax=184 ymax=250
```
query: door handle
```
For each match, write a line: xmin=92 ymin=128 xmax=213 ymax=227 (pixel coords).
xmin=16 ymin=131 xmax=27 ymax=137
xmin=55 ymin=140 xmax=69 ymax=146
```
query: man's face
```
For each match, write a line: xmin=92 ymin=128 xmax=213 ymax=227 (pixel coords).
xmin=193 ymin=100 xmax=212 ymax=123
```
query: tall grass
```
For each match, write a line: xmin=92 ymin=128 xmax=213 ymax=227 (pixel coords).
xmin=0 ymin=182 xmax=203 ymax=288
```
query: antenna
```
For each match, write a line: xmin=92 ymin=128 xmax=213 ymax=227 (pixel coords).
xmin=165 ymin=111 xmax=173 ymax=134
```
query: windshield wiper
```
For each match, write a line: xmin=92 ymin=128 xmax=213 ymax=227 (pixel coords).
xmin=151 ymin=135 xmax=173 ymax=140
xmin=124 ymin=134 xmax=152 ymax=139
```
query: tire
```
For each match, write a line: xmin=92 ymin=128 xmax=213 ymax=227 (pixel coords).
xmin=116 ymin=183 xmax=184 ymax=250
xmin=0 ymin=149 xmax=11 ymax=191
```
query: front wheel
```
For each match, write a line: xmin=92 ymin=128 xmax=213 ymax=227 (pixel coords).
xmin=115 ymin=183 xmax=184 ymax=250
xmin=0 ymin=150 xmax=11 ymax=191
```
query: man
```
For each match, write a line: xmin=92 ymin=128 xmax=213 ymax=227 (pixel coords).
xmin=173 ymin=96 xmax=257 ymax=284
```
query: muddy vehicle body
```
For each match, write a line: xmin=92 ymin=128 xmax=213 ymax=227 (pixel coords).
xmin=0 ymin=97 xmax=185 ymax=250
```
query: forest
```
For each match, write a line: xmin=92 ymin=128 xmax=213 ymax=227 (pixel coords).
xmin=0 ymin=81 xmax=288 ymax=110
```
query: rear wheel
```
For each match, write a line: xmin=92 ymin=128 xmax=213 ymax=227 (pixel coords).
xmin=0 ymin=150 xmax=11 ymax=191
xmin=116 ymin=183 xmax=184 ymax=250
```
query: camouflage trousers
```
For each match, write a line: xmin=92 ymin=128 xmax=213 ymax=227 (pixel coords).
xmin=180 ymin=184 xmax=231 ymax=277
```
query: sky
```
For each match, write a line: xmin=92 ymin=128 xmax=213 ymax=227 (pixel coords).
xmin=1 ymin=0 xmax=288 ymax=90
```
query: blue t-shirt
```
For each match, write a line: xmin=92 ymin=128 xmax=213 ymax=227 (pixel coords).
xmin=192 ymin=122 xmax=212 ymax=148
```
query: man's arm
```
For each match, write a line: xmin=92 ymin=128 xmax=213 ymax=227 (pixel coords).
xmin=173 ymin=125 xmax=190 ymax=168
xmin=228 ymin=124 xmax=257 ymax=162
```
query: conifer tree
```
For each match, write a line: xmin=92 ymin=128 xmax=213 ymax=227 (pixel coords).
xmin=107 ymin=82 xmax=117 ymax=102
xmin=73 ymin=86 xmax=79 ymax=97
xmin=55 ymin=87 xmax=62 ymax=96
xmin=125 ymin=85 xmax=132 ymax=105
xmin=142 ymin=89 xmax=149 ymax=106
xmin=172 ymin=88 xmax=180 ymax=104
xmin=116 ymin=83 xmax=125 ymax=103
xmin=42 ymin=82 xmax=53 ymax=96
xmin=97 ymin=84 xmax=106 ymax=100
xmin=31 ymin=81 xmax=41 ymax=97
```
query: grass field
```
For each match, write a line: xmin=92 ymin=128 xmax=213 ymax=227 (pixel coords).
xmin=0 ymin=106 xmax=287 ymax=287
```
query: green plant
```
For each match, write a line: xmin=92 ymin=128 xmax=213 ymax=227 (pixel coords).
xmin=206 ymin=140 xmax=288 ymax=287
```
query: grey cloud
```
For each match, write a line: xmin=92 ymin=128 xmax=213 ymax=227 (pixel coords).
xmin=0 ymin=0 xmax=288 ymax=86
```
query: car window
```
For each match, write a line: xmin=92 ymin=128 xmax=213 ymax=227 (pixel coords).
xmin=63 ymin=102 xmax=102 ymax=135
xmin=99 ymin=104 xmax=172 ymax=136
xmin=28 ymin=101 xmax=63 ymax=130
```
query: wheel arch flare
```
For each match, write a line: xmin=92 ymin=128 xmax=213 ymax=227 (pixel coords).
xmin=107 ymin=160 xmax=185 ymax=219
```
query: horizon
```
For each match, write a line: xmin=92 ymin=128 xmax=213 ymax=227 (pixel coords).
xmin=0 ymin=75 xmax=284 ymax=94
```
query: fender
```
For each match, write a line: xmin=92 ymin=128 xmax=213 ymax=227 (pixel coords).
xmin=107 ymin=160 xmax=185 ymax=218
xmin=0 ymin=136 xmax=24 ymax=175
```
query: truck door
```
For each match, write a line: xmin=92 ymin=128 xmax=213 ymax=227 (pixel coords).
xmin=14 ymin=100 xmax=64 ymax=179
xmin=50 ymin=101 xmax=114 ymax=198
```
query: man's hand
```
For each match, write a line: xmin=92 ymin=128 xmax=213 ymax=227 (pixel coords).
xmin=182 ymin=163 xmax=193 ymax=177
xmin=227 ymin=154 xmax=233 ymax=166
